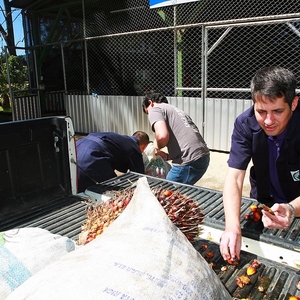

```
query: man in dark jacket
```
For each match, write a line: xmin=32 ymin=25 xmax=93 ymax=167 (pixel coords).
xmin=76 ymin=131 xmax=149 ymax=192
xmin=219 ymin=66 xmax=300 ymax=262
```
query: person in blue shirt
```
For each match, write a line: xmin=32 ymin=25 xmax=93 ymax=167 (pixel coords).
xmin=76 ymin=131 xmax=149 ymax=192
xmin=219 ymin=66 xmax=300 ymax=262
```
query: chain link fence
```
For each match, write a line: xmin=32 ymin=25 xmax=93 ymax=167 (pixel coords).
xmin=12 ymin=0 xmax=300 ymax=101
xmin=8 ymin=0 xmax=300 ymax=140
xmin=54 ymin=0 xmax=300 ymax=99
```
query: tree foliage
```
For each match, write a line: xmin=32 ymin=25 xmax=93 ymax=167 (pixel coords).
xmin=0 ymin=55 xmax=28 ymax=108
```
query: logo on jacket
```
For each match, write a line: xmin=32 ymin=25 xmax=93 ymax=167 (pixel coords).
xmin=291 ymin=170 xmax=300 ymax=181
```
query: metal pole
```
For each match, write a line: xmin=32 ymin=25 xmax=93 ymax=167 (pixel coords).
xmin=207 ymin=27 xmax=232 ymax=56
xmin=173 ymin=6 xmax=178 ymax=96
xmin=201 ymin=25 xmax=207 ymax=133
xmin=82 ymin=0 xmax=90 ymax=94
xmin=61 ymin=43 xmax=67 ymax=93
xmin=5 ymin=46 xmax=15 ymax=120
xmin=33 ymin=48 xmax=41 ymax=117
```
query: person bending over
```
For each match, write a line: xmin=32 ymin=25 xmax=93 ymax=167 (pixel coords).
xmin=76 ymin=131 xmax=149 ymax=192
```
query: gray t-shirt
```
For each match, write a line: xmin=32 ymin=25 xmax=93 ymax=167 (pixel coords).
xmin=148 ymin=103 xmax=209 ymax=165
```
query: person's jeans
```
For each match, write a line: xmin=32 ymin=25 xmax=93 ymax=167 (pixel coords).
xmin=166 ymin=154 xmax=210 ymax=185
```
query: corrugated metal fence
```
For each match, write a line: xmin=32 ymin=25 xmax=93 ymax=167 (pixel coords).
xmin=66 ymin=94 xmax=252 ymax=151
xmin=12 ymin=94 xmax=41 ymax=120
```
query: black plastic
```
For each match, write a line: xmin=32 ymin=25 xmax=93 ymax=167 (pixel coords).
xmin=0 ymin=116 xmax=73 ymax=220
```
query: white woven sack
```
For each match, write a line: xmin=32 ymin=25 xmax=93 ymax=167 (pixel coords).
xmin=0 ymin=227 xmax=76 ymax=299
xmin=7 ymin=177 xmax=231 ymax=300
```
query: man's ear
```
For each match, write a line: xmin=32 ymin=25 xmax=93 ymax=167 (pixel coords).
xmin=291 ymin=95 xmax=299 ymax=111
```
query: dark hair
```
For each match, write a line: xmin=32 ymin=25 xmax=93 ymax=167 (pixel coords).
xmin=132 ymin=131 xmax=150 ymax=145
xmin=142 ymin=92 xmax=168 ymax=113
xmin=251 ymin=66 xmax=296 ymax=108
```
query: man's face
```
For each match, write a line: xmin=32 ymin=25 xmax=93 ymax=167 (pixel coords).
xmin=139 ymin=143 xmax=148 ymax=153
xmin=143 ymin=100 xmax=154 ymax=115
xmin=254 ymin=95 xmax=298 ymax=136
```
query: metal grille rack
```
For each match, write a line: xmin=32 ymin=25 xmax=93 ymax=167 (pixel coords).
xmin=0 ymin=196 xmax=87 ymax=240
xmin=1 ymin=171 xmax=299 ymax=251
xmin=87 ymin=172 xmax=300 ymax=252
xmin=194 ymin=239 xmax=300 ymax=299
xmin=87 ymin=172 xmax=300 ymax=298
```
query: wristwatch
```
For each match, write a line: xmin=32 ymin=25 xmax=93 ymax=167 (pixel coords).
xmin=286 ymin=203 xmax=295 ymax=225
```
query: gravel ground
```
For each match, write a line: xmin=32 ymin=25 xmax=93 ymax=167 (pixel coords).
xmin=195 ymin=151 xmax=251 ymax=197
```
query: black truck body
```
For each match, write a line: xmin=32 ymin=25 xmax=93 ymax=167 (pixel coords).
xmin=0 ymin=117 xmax=299 ymax=299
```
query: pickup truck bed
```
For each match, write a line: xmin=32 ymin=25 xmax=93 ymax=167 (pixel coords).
xmin=0 ymin=117 xmax=299 ymax=299
xmin=2 ymin=171 xmax=299 ymax=299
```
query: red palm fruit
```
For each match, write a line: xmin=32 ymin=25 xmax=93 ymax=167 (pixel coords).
xmin=164 ymin=190 xmax=172 ymax=197
xmin=246 ymin=265 xmax=257 ymax=276
xmin=250 ymin=204 xmax=258 ymax=212
xmin=252 ymin=210 xmax=261 ymax=221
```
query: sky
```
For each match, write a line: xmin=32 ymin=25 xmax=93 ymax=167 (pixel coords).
xmin=0 ymin=0 xmax=24 ymax=53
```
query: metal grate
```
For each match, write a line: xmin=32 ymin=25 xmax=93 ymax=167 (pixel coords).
xmin=194 ymin=239 xmax=300 ymax=299
xmin=3 ymin=171 xmax=299 ymax=250
xmin=87 ymin=172 xmax=300 ymax=251
xmin=0 ymin=196 xmax=88 ymax=240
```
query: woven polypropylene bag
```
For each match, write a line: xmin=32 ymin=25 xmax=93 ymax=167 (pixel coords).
xmin=7 ymin=177 xmax=231 ymax=300
xmin=0 ymin=228 xmax=76 ymax=299
xmin=143 ymin=142 xmax=171 ymax=179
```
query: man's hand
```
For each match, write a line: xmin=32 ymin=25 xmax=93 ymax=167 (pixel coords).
xmin=220 ymin=167 xmax=245 ymax=261
xmin=155 ymin=150 xmax=168 ymax=161
xmin=261 ymin=203 xmax=294 ymax=229
xmin=219 ymin=230 xmax=242 ymax=261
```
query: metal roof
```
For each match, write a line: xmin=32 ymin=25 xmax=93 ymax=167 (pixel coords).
xmin=8 ymin=0 xmax=126 ymax=19
xmin=9 ymin=0 xmax=78 ymax=10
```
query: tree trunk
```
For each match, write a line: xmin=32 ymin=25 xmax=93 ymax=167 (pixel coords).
xmin=3 ymin=93 xmax=11 ymax=108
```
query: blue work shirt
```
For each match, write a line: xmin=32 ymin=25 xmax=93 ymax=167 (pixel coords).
xmin=228 ymin=102 xmax=300 ymax=205
xmin=267 ymin=130 xmax=286 ymax=203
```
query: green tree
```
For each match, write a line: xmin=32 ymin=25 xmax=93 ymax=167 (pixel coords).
xmin=0 ymin=55 xmax=28 ymax=108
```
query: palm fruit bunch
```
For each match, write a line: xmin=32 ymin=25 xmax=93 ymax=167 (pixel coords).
xmin=78 ymin=189 xmax=133 ymax=245
xmin=152 ymin=188 xmax=204 ymax=242
xmin=78 ymin=186 xmax=204 ymax=245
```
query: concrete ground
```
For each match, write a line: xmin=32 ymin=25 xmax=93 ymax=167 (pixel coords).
xmin=195 ymin=151 xmax=252 ymax=197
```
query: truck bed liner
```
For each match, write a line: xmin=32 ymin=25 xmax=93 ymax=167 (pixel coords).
xmin=194 ymin=239 xmax=300 ymax=299
xmin=1 ymin=171 xmax=299 ymax=298
xmin=0 ymin=195 xmax=87 ymax=239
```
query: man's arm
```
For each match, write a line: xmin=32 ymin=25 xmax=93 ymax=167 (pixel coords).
xmin=291 ymin=197 xmax=300 ymax=217
xmin=220 ymin=167 xmax=246 ymax=261
xmin=153 ymin=120 xmax=169 ymax=149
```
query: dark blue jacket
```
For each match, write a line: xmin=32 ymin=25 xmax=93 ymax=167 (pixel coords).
xmin=76 ymin=132 xmax=145 ymax=192
xmin=228 ymin=101 xmax=300 ymax=205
